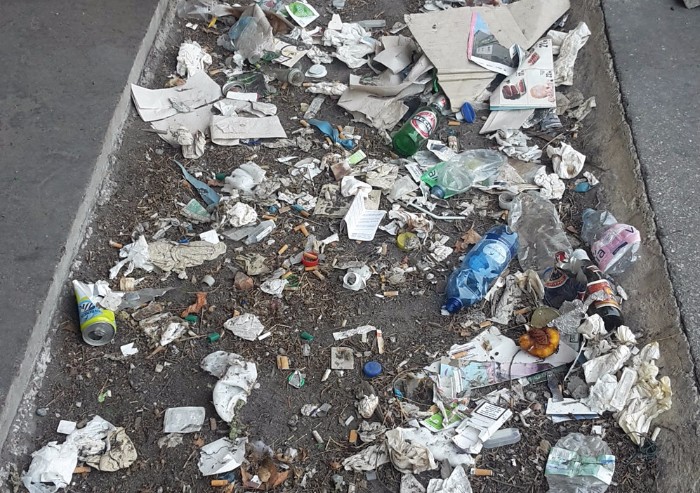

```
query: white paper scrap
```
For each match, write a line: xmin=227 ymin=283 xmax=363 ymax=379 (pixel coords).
xmin=343 ymin=194 xmax=386 ymax=242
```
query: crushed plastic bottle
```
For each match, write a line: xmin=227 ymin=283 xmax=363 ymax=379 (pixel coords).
xmin=421 ymin=149 xmax=507 ymax=199
xmin=508 ymin=191 xmax=572 ymax=273
xmin=545 ymin=433 xmax=615 ymax=493
xmin=581 ymin=209 xmax=641 ymax=275
xmin=443 ymin=225 xmax=518 ymax=314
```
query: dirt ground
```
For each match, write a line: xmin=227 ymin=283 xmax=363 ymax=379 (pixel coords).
xmin=4 ymin=0 xmax=663 ymax=492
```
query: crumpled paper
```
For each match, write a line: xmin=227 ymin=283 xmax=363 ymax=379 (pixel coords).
xmin=426 ymin=465 xmax=473 ymax=493
xmin=358 ymin=421 xmax=387 ymax=443
xmin=176 ymin=128 xmax=206 ymax=159
xmin=489 ymin=129 xmax=542 ymax=163
xmin=201 ymin=351 xmax=247 ymax=378
xmin=534 ymin=172 xmax=566 ymax=200
xmin=583 ymin=345 xmax=632 ymax=383
xmin=176 ymin=40 xmax=212 ymax=77
xmin=149 ymin=240 xmax=226 ymax=274
xmin=198 ymin=437 xmax=247 ymax=476
xmin=342 ymin=443 xmax=390 ymax=471
xmin=357 ymin=394 xmax=379 ymax=418
xmin=225 ymin=202 xmax=258 ymax=228
xmin=84 ymin=428 xmax=137 ymax=472
xmin=547 ymin=143 xmax=586 ymax=179
xmin=109 ymin=236 xmax=154 ymax=279
xmin=618 ymin=342 xmax=672 ymax=444
xmin=260 ymin=279 xmax=288 ymax=297
xmin=323 ymin=23 xmax=376 ymax=68
xmin=386 ymin=428 xmax=437 ymax=474
xmin=212 ymin=356 xmax=258 ymax=422
xmin=554 ymin=22 xmax=591 ymax=86
xmin=224 ymin=313 xmax=265 ymax=341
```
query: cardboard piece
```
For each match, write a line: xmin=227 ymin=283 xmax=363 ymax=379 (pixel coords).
xmin=405 ymin=0 xmax=570 ymax=109
xmin=210 ymin=115 xmax=287 ymax=146
xmin=131 ymin=72 xmax=221 ymax=122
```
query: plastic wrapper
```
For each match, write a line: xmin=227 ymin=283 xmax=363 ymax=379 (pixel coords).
xmin=508 ymin=191 xmax=572 ymax=273
xmin=545 ymin=433 xmax=615 ymax=493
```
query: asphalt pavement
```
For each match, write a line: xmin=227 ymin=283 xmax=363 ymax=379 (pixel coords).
xmin=602 ymin=0 xmax=700 ymax=368
xmin=0 ymin=0 xmax=165 ymax=450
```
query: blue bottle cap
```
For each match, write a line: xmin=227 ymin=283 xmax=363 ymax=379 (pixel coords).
xmin=430 ymin=185 xmax=446 ymax=199
xmin=443 ymin=297 xmax=463 ymax=314
xmin=363 ymin=361 xmax=383 ymax=378
xmin=460 ymin=102 xmax=476 ymax=123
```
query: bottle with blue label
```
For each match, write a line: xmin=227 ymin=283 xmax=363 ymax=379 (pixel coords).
xmin=443 ymin=225 xmax=519 ymax=314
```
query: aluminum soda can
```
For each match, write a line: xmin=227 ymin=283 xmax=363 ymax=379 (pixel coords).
xmin=72 ymin=280 xmax=116 ymax=346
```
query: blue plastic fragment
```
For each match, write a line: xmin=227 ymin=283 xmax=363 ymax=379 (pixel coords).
xmin=460 ymin=102 xmax=476 ymax=123
xmin=308 ymin=119 xmax=355 ymax=150
xmin=574 ymin=182 xmax=592 ymax=193
xmin=363 ymin=361 xmax=383 ymax=378
xmin=174 ymin=160 xmax=220 ymax=207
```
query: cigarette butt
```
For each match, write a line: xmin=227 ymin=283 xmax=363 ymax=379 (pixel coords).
xmin=277 ymin=355 xmax=290 ymax=370
xmin=448 ymin=121 xmax=461 ymax=126
xmin=73 ymin=466 xmax=91 ymax=474
xmin=338 ymin=133 xmax=346 ymax=140
xmin=321 ymin=368 xmax=331 ymax=381
xmin=299 ymin=210 xmax=310 ymax=218
xmin=281 ymin=271 xmax=293 ymax=279
xmin=325 ymin=136 xmax=333 ymax=146
xmin=211 ymin=479 xmax=230 ymax=487
xmin=109 ymin=240 xmax=123 ymax=249
xmin=376 ymin=329 xmax=385 ymax=354
xmin=479 ymin=321 xmax=492 ymax=328
xmin=210 ymin=417 xmax=217 ymax=431
xmin=302 ymin=83 xmax=313 ymax=88
xmin=336 ymin=125 xmax=343 ymax=132
xmin=299 ymin=119 xmax=309 ymax=127
xmin=293 ymin=224 xmax=304 ymax=232
xmin=312 ymin=270 xmax=325 ymax=280
xmin=348 ymin=429 xmax=358 ymax=444
xmin=383 ymin=291 xmax=399 ymax=297
xmin=278 ymin=244 xmax=289 ymax=255
xmin=470 ymin=468 xmax=493 ymax=477
xmin=514 ymin=307 xmax=532 ymax=316
xmin=304 ymin=265 xmax=318 ymax=272
xmin=262 ymin=214 xmax=277 ymax=220
xmin=299 ymin=225 xmax=309 ymax=237
xmin=312 ymin=430 xmax=324 ymax=444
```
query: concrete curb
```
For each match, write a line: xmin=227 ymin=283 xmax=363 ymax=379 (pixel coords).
xmin=0 ymin=0 xmax=172 ymax=455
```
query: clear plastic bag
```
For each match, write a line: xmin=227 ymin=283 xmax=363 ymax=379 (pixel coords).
xmin=420 ymin=149 xmax=507 ymax=199
xmin=545 ymin=433 xmax=615 ymax=493
xmin=508 ymin=191 xmax=572 ymax=273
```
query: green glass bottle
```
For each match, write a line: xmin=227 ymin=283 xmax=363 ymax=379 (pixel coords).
xmin=392 ymin=94 xmax=448 ymax=157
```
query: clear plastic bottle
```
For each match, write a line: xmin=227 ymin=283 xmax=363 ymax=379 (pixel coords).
xmin=581 ymin=208 xmax=641 ymax=275
xmin=443 ymin=225 xmax=519 ymax=314
xmin=420 ymin=149 xmax=507 ymax=199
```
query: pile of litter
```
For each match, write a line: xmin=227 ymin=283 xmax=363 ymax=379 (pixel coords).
xmin=19 ymin=0 xmax=669 ymax=492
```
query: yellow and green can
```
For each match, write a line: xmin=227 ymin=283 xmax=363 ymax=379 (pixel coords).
xmin=72 ymin=280 xmax=116 ymax=346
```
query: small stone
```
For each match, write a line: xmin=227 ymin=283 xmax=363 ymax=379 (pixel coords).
xmin=234 ymin=271 xmax=254 ymax=291
xmin=526 ymin=391 xmax=537 ymax=401
xmin=36 ymin=408 xmax=48 ymax=417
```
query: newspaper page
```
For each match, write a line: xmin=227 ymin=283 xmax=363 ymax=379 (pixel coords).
xmin=490 ymin=38 xmax=556 ymax=110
